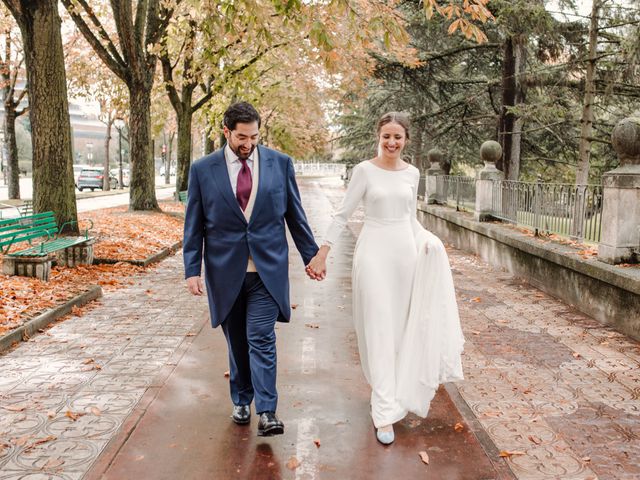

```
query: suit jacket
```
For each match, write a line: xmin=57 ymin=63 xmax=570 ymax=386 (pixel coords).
xmin=183 ymin=145 xmax=319 ymax=327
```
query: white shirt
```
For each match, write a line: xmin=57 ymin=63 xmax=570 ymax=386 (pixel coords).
xmin=225 ymin=144 xmax=256 ymax=195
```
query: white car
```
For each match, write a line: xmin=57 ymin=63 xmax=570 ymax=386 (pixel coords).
xmin=73 ymin=164 xmax=84 ymax=187
xmin=110 ymin=168 xmax=130 ymax=187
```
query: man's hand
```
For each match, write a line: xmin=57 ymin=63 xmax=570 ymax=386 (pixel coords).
xmin=186 ymin=276 xmax=204 ymax=295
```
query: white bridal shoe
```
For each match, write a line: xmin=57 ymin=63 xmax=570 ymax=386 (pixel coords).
xmin=376 ymin=426 xmax=395 ymax=445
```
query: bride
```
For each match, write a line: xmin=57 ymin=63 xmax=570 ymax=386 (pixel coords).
xmin=307 ymin=112 xmax=464 ymax=445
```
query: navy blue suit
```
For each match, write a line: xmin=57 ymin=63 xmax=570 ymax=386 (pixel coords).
xmin=183 ymin=145 xmax=318 ymax=412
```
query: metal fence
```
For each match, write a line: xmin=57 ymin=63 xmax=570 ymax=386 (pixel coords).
xmin=490 ymin=180 xmax=603 ymax=243
xmin=436 ymin=175 xmax=476 ymax=212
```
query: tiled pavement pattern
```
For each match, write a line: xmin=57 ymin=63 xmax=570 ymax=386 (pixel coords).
xmin=0 ymin=177 xmax=638 ymax=479
xmin=0 ymin=256 xmax=209 ymax=479
xmin=318 ymin=177 xmax=640 ymax=480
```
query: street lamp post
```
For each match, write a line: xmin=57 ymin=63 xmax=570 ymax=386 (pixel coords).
xmin=114 ymin=118 xmax=125 ymax=190
xmin=86 ymin=142 xmax=93 ymax=165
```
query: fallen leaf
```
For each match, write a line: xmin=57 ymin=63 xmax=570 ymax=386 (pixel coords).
xmin=572 ymin=352 xmax=581 ymax=359
xmin=43 ymin=458 xmax=65 ymax=469
xmin=286 ymin=456 xmax=300 ymax=470
xmin=47 ymin=410 xmax=56 ymax=419
xmin=12 ymin=435 xmax=31 ymax=447
xmin=134 ymin=455 xmax=145 ymax=461
xmin=185 ymin=333 xmax=196 ymax=337
xmin=582 ymin=456 xmax=591 ymax=462
xmin=528 ymin=435 xmax=542 ymax=445
xmin=82 ymin=358 xmax=95 ymax=365
xmin=30 ymin=435 xmax=56 ymax=447
xmin=418 ymin=451 xmax=430 ymax=464
xmin=91 ymin=407 xmax=102 ymax=416
xmin=499 ymin=450 xmax=526 ymax=458
xmin=305 ymin=323 xmax=320 ymax=329
xmin=454 ymin=422 xmax=464 ymax=432
xmin=65 ymin=410 xmax=85 ymax=421
xmin=471 ymin=297 xmax=482 ymax=303
xmin=291 ymin=304 xmax=299 ymax=309
xmin=2 ymin=404 xmax=26 ymax=412
xmin=314 ymin=439 xmax=321 ymax=448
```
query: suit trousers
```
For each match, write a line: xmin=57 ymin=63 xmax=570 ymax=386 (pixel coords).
xmin=221 ymin=272 xmax=280 ymax=413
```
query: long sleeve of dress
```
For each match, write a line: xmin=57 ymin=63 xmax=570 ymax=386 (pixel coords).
xmin=323 ymin=163 xmax=367 ymax=246
xmin=410 ymin=169 xmax=426 ymax=241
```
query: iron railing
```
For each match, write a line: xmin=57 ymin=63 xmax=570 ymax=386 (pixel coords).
xmin=436 ymin=175 xmax=476 ymax=212
xmin=490 ymin=180 xmax=603 ymax=243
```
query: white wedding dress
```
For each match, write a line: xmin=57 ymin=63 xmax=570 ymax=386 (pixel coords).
xmin=324 ymin=160 xmax=464 ymax=427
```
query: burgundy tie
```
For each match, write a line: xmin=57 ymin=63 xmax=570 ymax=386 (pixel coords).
xmin=236 ymin=158 xmax=252 ymax=211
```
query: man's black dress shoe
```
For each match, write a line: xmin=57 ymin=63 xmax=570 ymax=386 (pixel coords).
xmin=257 ymin=411 xmax=284 ymax=436
xmin=231 ymin=405 xmax=251 ymax=425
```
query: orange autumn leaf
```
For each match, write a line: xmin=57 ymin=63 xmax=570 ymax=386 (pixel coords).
xmin=499 ymin=450 xmax=526 ymax=458
xmin=65 ymin=411 xmax=85 ymax=421
xmin=286 ymin=456 xmax=300 ymax=470
xmin=454 ymin=422 xmax=464 ymax=432
xmin=418 ymin=451 xmax=430 ymax=464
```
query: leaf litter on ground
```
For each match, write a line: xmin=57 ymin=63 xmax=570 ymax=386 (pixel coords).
xmin=0 ymin=202 xmax=183 ymax=337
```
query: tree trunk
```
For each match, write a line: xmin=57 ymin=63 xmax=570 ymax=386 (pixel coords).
xmin=4 ymin=108 xmax=20 ymax=199
xmin=128 ymin=83 xmax=159 ymax=210
xmin=576 ymin=0 xmax=600 ymax=185
xmin=204 ymin=129 xmax=215 ymax=155
xmin=103 ymin=119 xmax=112 ymax=190
xmin=176 ymin=108 xmax=193 ymax=193
xmin=9 ymin=0 xmax=77 ymax=232
xmin=498 ymin=36 xmax=525 ymax=181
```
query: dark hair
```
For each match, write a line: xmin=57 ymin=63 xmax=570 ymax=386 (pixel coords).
xmin=376 ymin=112 xmax=410 ymax=140
xmin=223 ymin=102 xmax=261 ymax=130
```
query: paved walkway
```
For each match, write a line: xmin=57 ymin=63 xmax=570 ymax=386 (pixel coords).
xmin=0 ymin=177 xmax=639 ymax=479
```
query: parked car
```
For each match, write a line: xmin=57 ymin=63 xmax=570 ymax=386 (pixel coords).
xmin=110 ymin=168 xmax=130 ymax=187
xmin=73 ymin=164 xmax=84 ymax=187
xmin=77 ymin=167 xmax=118 ymax=191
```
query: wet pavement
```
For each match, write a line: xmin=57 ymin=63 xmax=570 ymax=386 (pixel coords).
xmin=1 ymin=177 xmax=639 ymax=479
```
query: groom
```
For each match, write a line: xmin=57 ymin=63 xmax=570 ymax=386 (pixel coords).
xmin=183 ymin=101 xmax=320 ymax=436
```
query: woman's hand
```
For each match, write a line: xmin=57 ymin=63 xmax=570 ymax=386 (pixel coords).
xmin=306 ymin=245 xmax=330 ymax=281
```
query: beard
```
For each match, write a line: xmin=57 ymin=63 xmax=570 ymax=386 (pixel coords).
xmin=231 ymin=143 xmax=256 ymax=161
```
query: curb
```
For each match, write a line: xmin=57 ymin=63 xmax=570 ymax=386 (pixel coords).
xmin=0 ymin=285 xmax=103 ymax=354
xmin=444 ymin=383 xmax=517 ymax=479
xmin=93 ymin=240 xmax=182 ymax=268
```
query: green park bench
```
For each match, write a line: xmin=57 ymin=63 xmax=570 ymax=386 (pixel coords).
xmin=178 ymin=190 xmax=188 ymax=205
xmin=0 ymin=211 xmax=95 ymax=281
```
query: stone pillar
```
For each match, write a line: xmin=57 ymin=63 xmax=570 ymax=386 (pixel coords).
xmin=2 ymin=255 xmax=53 ymax=281
xmin=425 ymin=148 xmax=444 ymax=204
xmin=475 ymin=141 xmax=504 ymax=222
xmin=57 ymin=238 xmax=96 ymax=268
xmin=598 ymin=117 xmax=640 ymax=264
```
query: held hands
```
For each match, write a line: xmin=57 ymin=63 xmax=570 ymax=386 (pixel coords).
xmin=186 ymin=276 xmax=204 ymax=296
xmin=306 ymin=245 xmax=329 ymax=281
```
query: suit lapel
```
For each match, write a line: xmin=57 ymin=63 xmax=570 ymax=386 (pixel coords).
xmin=250 ymin=145 xmax=273 ymax=222
xmin=210 ymin=149 xmax=247 ymax=224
